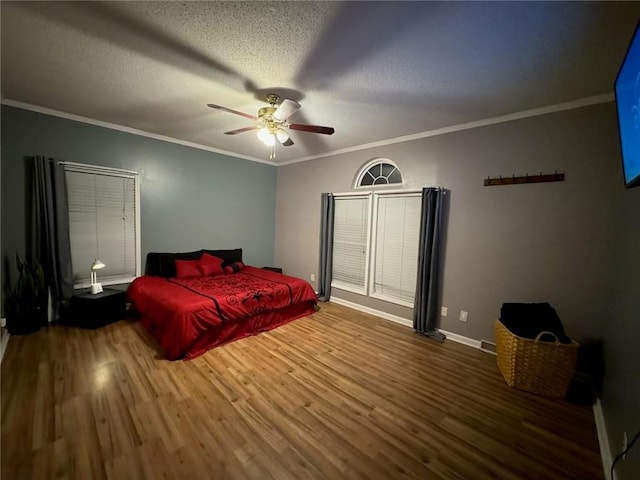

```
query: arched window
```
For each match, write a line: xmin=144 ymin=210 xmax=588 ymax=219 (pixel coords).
xmin=355 ymin=158 xmax=403 ymax=188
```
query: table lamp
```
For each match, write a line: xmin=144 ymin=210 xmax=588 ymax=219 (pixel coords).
xmin=90 ymin=259 xmax=106 ymax=294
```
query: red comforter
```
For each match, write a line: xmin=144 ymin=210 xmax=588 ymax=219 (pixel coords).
xmin=127 ymin=266 xmax=317 ymax=359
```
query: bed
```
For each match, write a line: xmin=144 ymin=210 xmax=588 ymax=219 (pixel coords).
xmin=127 ymin=249 xmax=317 ymax=360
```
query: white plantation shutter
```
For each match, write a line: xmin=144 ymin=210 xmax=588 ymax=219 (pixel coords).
xmin=372 ymin=194 xmax=421 ymax=304
xmin=65 ymin=165 xmax=139 ymax=287
xmin=331 ymin=196 xmax=370 ymax=292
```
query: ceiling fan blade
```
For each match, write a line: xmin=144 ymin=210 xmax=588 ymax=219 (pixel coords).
xmin=289 ymin=123 xmax=335 ymax=135
xmin=282 ymin=138 xmax=295 ymax=147
xmin=273 ymin=99 xmax=301 ymax=121
xmin=224 ymin=126 xmax=259 ymax=135
xmin=207 ymin=103 xmax=257 ymax=120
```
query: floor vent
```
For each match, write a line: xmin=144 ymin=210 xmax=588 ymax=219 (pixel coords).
xmin=480 ymin=339 xmax=497 ymax=355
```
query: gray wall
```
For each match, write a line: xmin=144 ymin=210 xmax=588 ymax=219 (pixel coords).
xmin=275 ymin=102 xmax=621 ymax=343
xmin=602 ymin=185 xmax=640 ymax=480
xmin=1 ymin=105 xmax=277 ymax=292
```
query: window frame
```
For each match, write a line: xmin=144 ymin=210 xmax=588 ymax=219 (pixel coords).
xmin=330 ymin=192 xmax=373 ymax=296
xmin=330 ymin=188 xmax=422 ymax=307
xmin=63 ymin=162 xmax=141 ymax=289
xmin=354 ymin=158 xmax=403 ymax=190
xmin=368 ymin=190 xmax=422 ymax=308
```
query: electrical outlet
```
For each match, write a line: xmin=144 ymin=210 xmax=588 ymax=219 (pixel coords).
xmin=441 ymin=307 xmax=448 ymax=317
xmin=459 ymin=310 xmax=468 ymax=322
xmin=622 ymin=432 xmax=628 ymax=460
xmin=310 ymin=273 xmax=315 ymax=282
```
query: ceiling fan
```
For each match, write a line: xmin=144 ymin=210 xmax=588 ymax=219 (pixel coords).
xmin=207 ymin=93 xmax=335 ymax=160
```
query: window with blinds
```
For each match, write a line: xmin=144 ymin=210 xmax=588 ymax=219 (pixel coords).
xmin=65 ymin=164 xmax=140 ymax=288
xmin=371 ymin=194 xmax=421 ymax=306
xmin=331 ymin=196 xmax=370 ymax=294
xmin=330 ymin=190 xmax=421 ymax=306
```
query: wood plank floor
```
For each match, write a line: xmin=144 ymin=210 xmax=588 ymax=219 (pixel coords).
xmin=1 ymin=302 xmax=603 ymax=480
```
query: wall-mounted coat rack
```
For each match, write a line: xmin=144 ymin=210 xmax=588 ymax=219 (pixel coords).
xmin=484 ymin=171 xmax=564 ymax=187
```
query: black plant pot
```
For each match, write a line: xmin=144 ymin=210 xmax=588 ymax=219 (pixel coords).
xmin=6 ymin=309 xmax=46 ymax=335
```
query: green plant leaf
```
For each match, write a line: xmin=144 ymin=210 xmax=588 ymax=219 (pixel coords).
xmin=4 ymin=252 xmax=49 ymax=315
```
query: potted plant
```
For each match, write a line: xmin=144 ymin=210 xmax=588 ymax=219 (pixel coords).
xmin=3 ymin=253 xmax=48 ymax=335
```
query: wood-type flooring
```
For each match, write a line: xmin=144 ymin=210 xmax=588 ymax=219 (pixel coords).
xmin=1 ymin=302 xmax=603 ymax=479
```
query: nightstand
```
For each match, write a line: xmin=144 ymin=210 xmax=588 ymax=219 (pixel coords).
xmin=66 ymin=288 xmax=127 ymax=329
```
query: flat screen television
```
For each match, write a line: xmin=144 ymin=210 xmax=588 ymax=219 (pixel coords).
xmin=615 ymin=20 xmax=640 ymax=188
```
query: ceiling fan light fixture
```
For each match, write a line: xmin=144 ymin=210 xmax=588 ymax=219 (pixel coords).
xmin=257 ymin=127 xmax=275 ymax=146
xmin=208 ymin=93 xmax=333 ymax=158
xmin=266 ymin=134 xmax=276 ymax=146
xmin=276 ymin=129 xmax=290 ymax=144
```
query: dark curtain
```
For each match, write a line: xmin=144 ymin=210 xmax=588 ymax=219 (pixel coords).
xmin=413 ymin=187 xmax=446 ymax=342
xmin=31 ymin=156 xmax=74 ymax=320
xmin=317 ymin=193 xmax=334 ymax=301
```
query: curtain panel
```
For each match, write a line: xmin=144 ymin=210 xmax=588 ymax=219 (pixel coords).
xmin=317 ymin=193 xmax=335 ymax=301
xmin=31 ymin=156 xmax=74 ymax=319
xmin=413 ymin=187 xmax=446 ymax=342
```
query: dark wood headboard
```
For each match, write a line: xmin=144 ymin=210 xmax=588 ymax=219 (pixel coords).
xmin=144 ymin=248 xmax=243 ymax=277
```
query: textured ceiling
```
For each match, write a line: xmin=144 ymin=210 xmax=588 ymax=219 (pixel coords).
xmin=2 ymin=1 xmax=639 ymax=164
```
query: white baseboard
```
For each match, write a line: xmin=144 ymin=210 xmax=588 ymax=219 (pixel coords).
xmin=438 ymin=328 xmax=482 ymax=349
xmin=479 ymin=349 xmax=497 ymax=356
xmin=593 ymin=397 xmax=612 ymax=480
xmin=0 ymin=330 xmax=9 ymax=365
xmin=330 ymin=296 xmax=413 ymax=327
xmin=330 ymin=296 xmax=483 ymax=351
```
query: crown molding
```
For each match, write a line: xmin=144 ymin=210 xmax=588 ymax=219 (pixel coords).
xmin=3 ymin=93 xmax=613 ymax=168
xmin=278 ymin=93 xmax=614 ymax=166
xmin=0 ymin=99 xmax=277 ymax=167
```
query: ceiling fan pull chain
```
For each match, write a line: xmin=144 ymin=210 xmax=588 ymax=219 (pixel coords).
xmin=269 ymin=145 xmax=275 ymax=161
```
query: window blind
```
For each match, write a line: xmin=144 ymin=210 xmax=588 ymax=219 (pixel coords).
xmin=66 ymin=168 xmax=138 ymax=287
xmin=372 ymin=194 xmax=421 ymax=304
xmin=332 ymin=196 xmax=369 ymax=291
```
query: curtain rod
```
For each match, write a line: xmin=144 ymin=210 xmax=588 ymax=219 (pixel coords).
xmin=58 ymin=161 xmax=139 ymax=176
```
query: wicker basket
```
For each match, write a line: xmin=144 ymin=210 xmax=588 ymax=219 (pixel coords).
xmin=495 ymin=319 xmax=579 ymax=398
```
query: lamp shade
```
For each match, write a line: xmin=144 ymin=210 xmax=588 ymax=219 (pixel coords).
xmin=90 ymin=259 xmax=105 ymax=294
xmin=257 ymin=127 xmax=276 ymax=146
xmin=276 ymin=129 xmax=290 ymax=144
xmin=91 ymin=259 xmax=106 ymax=271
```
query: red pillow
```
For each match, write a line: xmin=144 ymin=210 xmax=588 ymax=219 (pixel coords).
xmin=200 ymin=253 xmax=224 ymax=277
xmin=224 ymin=261 xmax=245 ymax=274
xmin=175 ymin=259 xmax=202 ymax=278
